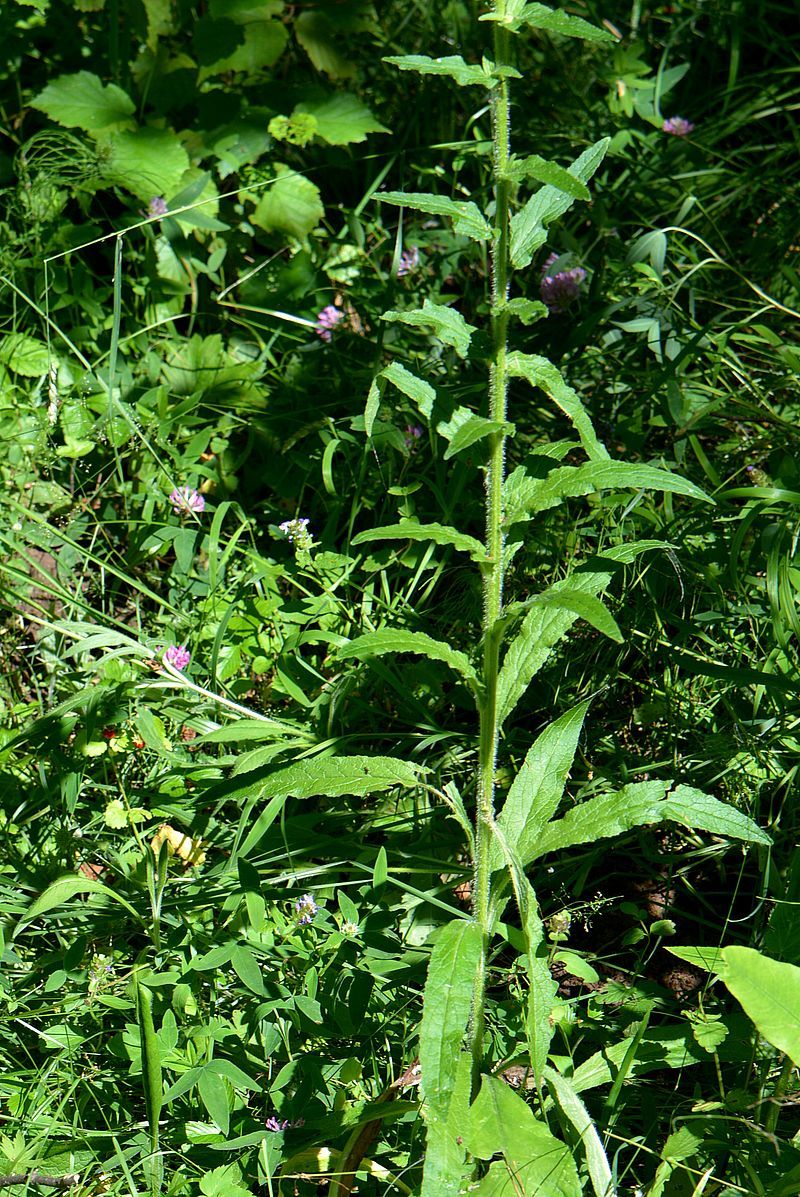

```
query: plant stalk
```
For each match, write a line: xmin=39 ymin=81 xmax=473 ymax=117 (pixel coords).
xmin=471 ymin=9 xmax=513 ymax=1088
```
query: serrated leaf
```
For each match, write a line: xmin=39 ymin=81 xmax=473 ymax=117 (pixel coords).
xmin=380 ymin=192 xmax=491 ymax=242
xmin=104 ymin=799 xmax=128 ymax=829
xmin=443 ymin=415 xmax=510 ymax=460
xmin=419 ymin=920 xmax=482 ymax=1117
xmin=507 ymin=352 xmax=609 ymax=459
xmin=14 ymin=874 xmax=143 ymax=937
xmin=533 ymin=781 xmax=671 ymax=858
xmin=381 ymin=360 xmax=435 ymax=420
xmin=520 ymin=3 xmax=613 ymax=42
xmin=505 ymin=297 xmax=549 ymax=324
xmin=31 ymin=70 xmax=135 ymax=132
xmin=384 ymin=54 xmax=493 ymax=87
xmin=0 ymin=333 xmax=49 ymax=376
xmin=383 ymin=299 xmax=478 ymax=358
xmin=337 ymin=629 xmax=480 ymax=690
xmin=504 ymin=459 xmax=710 ymax=527
xmin=722 ymin=947 xmax=800 ymax=1063
xmin=252 ymin=755 xmax=421 ymax=800
xmin=531 ymin=588 xmax=623 ymax=642
xmin=296 ymin=93 xmax=388 ymax=144
xmin=352 ymin=518 xmax=485 ymax=560
xmin=661 ymin=785 xmax=771 ymax=845
xmin=252 ymin=166 xmax=324 ymax=242
xmin=509 ymin=154 xmax=590 ymax=199
xmin=494 ymin=702 xmax=589 ymax=870
xmin=497 ymin=543 xmax=664 ymax=725
xmin=99 ymin=127 xmax=190 ymax=201
xmin=509 ymin=139 xmax=609 ymax=268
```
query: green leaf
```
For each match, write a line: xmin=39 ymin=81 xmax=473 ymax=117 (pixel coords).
xmin=507 ymin=353 xmax=609 ymax=459
xmin=230 ymin=945 xmax=266 ymax=996
xmin=251 ymin=755 xmax=422 ymax=800
xmin=519 ymin=3 xmax=613 ymax=42
xmin=420 ymin=1054 xmax=472 ymax=1197
xmin=504 ymin=459 xmax=710 ymax=527
xmin=509 ymin=154 xmax=590 ymax=199
xmin=337 ymin=629 xmax=480 ymax=691
xmin=98 ymin=127 xmax=190 ymax=201
xmin=664 ymin=945 xmax=729 ymax=980
xmin=135 ymin=976 xmax=163 ymax=1148
xmin=381 ymin=360 xmax=435 ymax=420
xmin=534 ymin=781 xmax=671 ymax=858
xmin=14 ymin=874 xmax=143 ymax=937
xmin=197 ymin=17 xmax=287 ymax=79
xmin=494 ymin=703 xmax=589 ymax=871
xmin=200 ymin=1164 xmax=251 ymax=1197
xmin=722 ymin=947 xmax=800 ymax=1063
xmin=543 ymin=1067 xmax=614 ymax=1197
xmin=0 ymin=333 xmax=49 ymax=376
xmin=443 ymin=416 xmax=511 ymax=460
xmin=199 ymin=1068 xmax=230 ymax=1135
xmin=465 ymin=1077 xmax=581 ymax=1197
xmin=364 ymin=377 xmax=382 ymax=438
xmin=496 ymin=543 xmax=663 ymax=725
xmin=252 ymin=166 xmax=324 ymax=242
xmin=419 ymin=920 xmax=482 ymax=1117
xmin=661 ymin=785 xmax=771 ymax=845
xmin=384 ymin=54 xmax=494 ymax=87
xmin=31 ymin=71 xmax=135 ymax=132
xmin=504 ymin=297 xmax=549 ymax=324
xmin=352 ymin=518 xmax=486 ymax=560
xmin=383 ymin=300 xmax=478 ymax=358
xmin=530 ymin=588 xmax=623 ymax=643
xmin=380 ymin=192 xmax=491 ymax=242
xmin=510 ymin=139 xmax=609 ymax=268
xmin=296 ymin=93 xmax=388 ymax=144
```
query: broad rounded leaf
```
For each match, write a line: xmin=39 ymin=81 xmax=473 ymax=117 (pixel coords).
xmin=252 ymin=166 xmax=324 ymax=241
xmin=722 ymin=947 xmax=800 ymax=1064
xmin=99 ymin=127 xmax=190 ymax=201
xmin=0 ymin=333 xmax=49 ymax=376
xmin=31 ymin=70 xmax=135 ymax=132
xmin=296 ymin=93 xmax=388 ymax=145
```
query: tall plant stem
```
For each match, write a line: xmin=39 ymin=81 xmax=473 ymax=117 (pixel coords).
xmin=471 ymin=10 xmax=513 ymax=1086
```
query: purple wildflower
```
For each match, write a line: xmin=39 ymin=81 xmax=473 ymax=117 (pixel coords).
xmin=170 ymin=486 xmax=205 ymax=516
xmin=662 ymin=116 xmax=695 ymax=137
xmin=147 ymin=196 xmax=169 ymax=218
xmin=315 ymin=305 xmax=344 ymax=342
xmin=164 ymin=644 xmax=191 ymax=670
xmin=404 ymin=424 xmax=423 ymax=452
xmin=266 ymin=1116 xmax=305 ymax=1132
xmin=294 ymin=893 xmax=318 ymax=925
xmin=397 ymin=246 xmax=420 ymax=277
xmin=540 ymin=254 xmax=587 ymax=314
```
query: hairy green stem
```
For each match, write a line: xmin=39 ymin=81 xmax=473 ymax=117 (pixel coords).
xmin=471 ymin=11 xmax=513 ymax=1087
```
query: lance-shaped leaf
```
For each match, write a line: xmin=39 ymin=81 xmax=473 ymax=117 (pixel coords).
xmin=419 ymin=920 xmax=483 ymax=1119
xmin=14 ymin=874 xmax=144 ymax=937
xmin=532 ymin=781 xmax=671 ymax=859
xmin=383 ymin=299 xmax=478 ymax=358
xmin=543 ymin=1068 xmax=614 ymax=1197
xmin=492 ymin=702 xmax=589 ymax=871
xmin=510 ymin=139 xmax=609 ymax=268
xmin=382 ymin=360 xmax=435 ymax=420
xmin=364 ymin=376 xmax=382 ymax=438
xmin=529 ymin=588 xmax=623 ymax=642
xmin=380 ymin=192 xmax=491 ymax=242
xmin=661 ymin=785 xmax=771 ymax=846
xmin=443 ymin=415 xmax=512 ymax=460
xmin=420 ymin=1053 xmax=472 ymax=1197
xmin=254 ymin=755 xmax=422 ymax=800
xmin=491 ymin=821 xmax=557 ymax=1081
xmin=384 ymin=54 xmax=503 ymax=88
xmin=533 ymin=780 xmax=769 ymax=861
xmin=721 ymin=947 xmax=800 ymax=1064
xmin=519 ymin=3 xmax=613 ymax=42
xmin=504 ymin=459 xmax=710 ymax=528
xmin=337 ymin=629 xmax=480 ymax=692
xmin=507 ymin=352 xmax=609 ymax=459
xmin=508 ymin=153 xmax=590 ymax=199
xmin=352 ymin=518 xmax=486 ymax=560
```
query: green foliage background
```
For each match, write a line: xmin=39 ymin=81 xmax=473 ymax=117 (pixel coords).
xmin=1 ymin=0 xmax=799 ymax=1194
